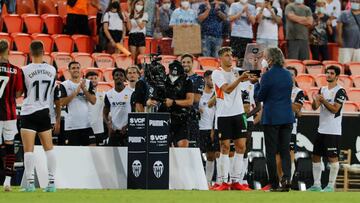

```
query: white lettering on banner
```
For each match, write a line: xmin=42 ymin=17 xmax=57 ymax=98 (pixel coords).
xmin=150 ymin=135 xmax=167 ymax=141
xmin=153 ymin=161 xmax=164 ymax=179
xmin=128 ymin=136 xmax=146 ymax=143
xmin=149 ymin=120 xmax=169 ymax=127
xmin=132 ymin=160 xmax=142 ymax=178
xmin=130 ymin=118 xmax=146 ymax=125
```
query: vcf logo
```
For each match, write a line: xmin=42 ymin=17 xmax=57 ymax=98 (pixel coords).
xmin=153 ymin=161 xmax=164 ymax=179
xmin=132 ymin=160 xmax=142 ymax=178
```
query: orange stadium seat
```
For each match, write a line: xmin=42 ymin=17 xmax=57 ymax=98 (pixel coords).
xmin=42 ymin=14 xmax=64 ymax=34
xmin=88 ymin=16 xmax=97 ymax=37
xmin=38 ymin=0 xmax=57 ymax=15
xmin=198 ymin=57 xmax=220 ymax=69
xmin=52 ymin=34 xmax=74 ymax=53
xmin=161 ymin=55 xmax=177 ymax=72
xmin=348 ymin=88 xmax=360 ymax=103
xmin=338 ymin=75 xmax=354 ymax=89
xmin=16 ymin=0 xmax=36 ymax=15
xmin=284 ymin=60 xmax=305 ymax=74
xmin=303 ymin=60 xmax=324 ymax=75
xmin=43 ymin=54 xmax=53 ymax=65
xmin=93 ymin=53 xmax=115 ymax=68
xmin=3 ymin=14 xmax=23 ymax=33
xmin=322 ymin=62 xmax=344 ymax=74
xmin=102 ymin=68 xmax=115 ymax=82
xmin=352 ymin=75 xmax=360 ymax=88
xmin=343 ymin=101 xmax=359 ymax=113
xmin=11 ymin=33 xmax=32 ymax=53
xmin=71 ymin=53 xmax=94 ymax=68
xmin=137 ymin=54 xmax=151 ymax=64
xmin=51 ymin=52 xmax=73 ymax=69
xmin=82 ymin=67 xmax=103 ymax=80
xmin=157 ymin=37 xmax=173 ymax=55
xmin=315 ymin=74 xmax=327 ymax=87
xmin=9 ymin=51 xmax=27 ymax=67
xmin=347 ymin=62 xmax=360 ymax=76
xmin=72 ymin=35 xmax=94 ymax=53
xmin=22 ymin=14 xmax=43 ymax=34
xmin=296 ymin=74 xmax=316 ymax=91
xmin=56 ymin=0 xmax=68 ymax=19
xmin=31 ymin=33 xmax=54 ymax=53
xmin=120 ymin=2 xmax=129 ymax=12
xmin=195 ymin=70 xmax=205 ymax=77
xmin=60 ymin=67 xmax=83 ymax=80
xmin=113 ymin=54 xmax=133 ymax=69
xmin=306 ymin=87 xmax=320 ymax=102
xmin=97 ymin=82 xmax=113 ymax=92
xmin=0 ymin=33 xmax=13 ymax=50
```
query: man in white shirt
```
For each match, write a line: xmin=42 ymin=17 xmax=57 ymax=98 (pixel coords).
xmin=309 ymin=66 xmax=348 ymax=192
xmin=211 ymin=47 xmax=250 ymax=191
xmin=325 ymin=0 xmax=341 ymax=41
xmin=59 ymin=62 xmax=96 ymax=146
xmin=86 ymin=71 xmax=106 ymax=146
xmin=104 ymin=68 xmax=133 ymax=146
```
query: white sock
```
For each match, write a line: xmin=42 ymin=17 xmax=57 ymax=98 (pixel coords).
xmin=219 ymin=154 xmax=230 ymax=183
xmin=229 ymin=156 xmax=234 ymax=182
xmin=4 ymin=176 xmax=11 ymax=186
xmin=205 ymin=160 xmax=215 ymax=183
xmin=232 ymin=153 xmax=244 ymax=183
xmin=241 ymin=158 xmax=249 ymax=184
xmin=45 ymin=149 xmax=56 ymax=184
xmin=216 ymin=158 xmax=221 ymax=184
xmin=313 ymin=162 xmax=322 ymax=187
xmin=291 ymin=162 xmax=295 ymax=181
xmin=24 ymin=152 xmax=35 ymax=185
xmin=328 ymin=162 xmax=340 ymax=188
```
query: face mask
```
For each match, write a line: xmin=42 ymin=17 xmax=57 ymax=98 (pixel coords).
xmin=351 ymin=3 xmax=360 ymax=10
xmin=295 ymin=0 xmax=304 ymax=4
xmin=316 ymin=7 xmax=326 ymax=14
xmin=169 ymin=75 xmax=179 ymax=83
xmin=261 ymin=59 xmax=269 ymax=68
xmin=181 ymin=1 xmax=190 ymax=9
xmin=162 ymin=3 xmax=171 ymax=10
xmin=240 ymin=0 xmax=248 ymax=4
xmin=135 ymin=5 xmax=143 ymax=12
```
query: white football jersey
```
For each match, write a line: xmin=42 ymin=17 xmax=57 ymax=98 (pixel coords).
xmin=20 ymin=63 xmax=57 ymax=116
xmin=199 ymin=90 xmax=215 ymax=130
xmin=104 ymin=87 xmax=133 ymax=130
xmin=291 ymin=87 xmax=305 ymax=134
xmin=318 ymin=85 xmax=347 ymax=135
xmin=59 ymin=79 xmax=95 ymax=131
xmin=89 ymin=91 xmax=105 ymax=134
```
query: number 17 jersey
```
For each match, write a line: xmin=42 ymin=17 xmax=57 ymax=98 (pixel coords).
xmin=20 ymin=63 xmax=57 ymax=116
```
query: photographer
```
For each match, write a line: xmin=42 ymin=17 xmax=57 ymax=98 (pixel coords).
xmin=147 ymin=60 xmax=194 ymax=148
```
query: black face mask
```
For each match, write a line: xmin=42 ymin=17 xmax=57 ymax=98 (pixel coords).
xmin=111 ymin=1 xmax=120 ymax=10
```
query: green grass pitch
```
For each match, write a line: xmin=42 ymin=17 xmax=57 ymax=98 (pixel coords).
xmin=1 ymin=188 xmax=360 ymax=203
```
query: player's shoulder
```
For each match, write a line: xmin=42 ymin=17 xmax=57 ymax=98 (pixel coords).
xmin=125 ymin=86 xmax=134 ymax=93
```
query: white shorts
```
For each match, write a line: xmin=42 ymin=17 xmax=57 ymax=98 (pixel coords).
xmin=0 ymin=120 xmax=18 ymax=144
xmin=338 ymin=48 xmax=360 ymax=64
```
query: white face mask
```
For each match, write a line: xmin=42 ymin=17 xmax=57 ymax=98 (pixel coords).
xmin=295 ymin=0 xmax=304 ymax=4
xmin=316 ymin=7 xmax=326 ymax=14
xmin=135 ymin=5 xmax=143 ymax=12
xmin=351 ymin=3 xmax=360 ymax=10
xmin=240 ymin=0 xmax=248 ymax=4
xmin=261 ymin=59 xmax=269 ymax=68
xmin=169 ymin=75 xmax=179 ymax=83
xmin=162 ymin=3 xmax=171 ymax=10
xmin=181 ymin=1 xmax=190 ymax=9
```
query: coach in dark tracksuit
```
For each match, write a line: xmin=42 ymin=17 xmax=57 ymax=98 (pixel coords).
xmin=255 ymin=47 xmax=295 ymax=191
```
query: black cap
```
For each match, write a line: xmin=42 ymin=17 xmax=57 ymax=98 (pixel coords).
xmin=204 ymin=70 xmax=213 ymax=77
xmin=168 ymin=60 xmax=184 ymax=76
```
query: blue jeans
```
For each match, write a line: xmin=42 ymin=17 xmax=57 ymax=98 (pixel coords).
xmin=0 ymin=0 xmax=16 ymax=14
xmin=202 ymin=35 xmax=223 ymax=58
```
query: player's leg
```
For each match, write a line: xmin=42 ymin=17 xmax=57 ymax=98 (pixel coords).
xmin=289 ymin=133 xmax=297 ymax=181
xmin=38 ymin=129 xmax=56 ymax=192
xmin=278 ymin=124 xmax=292 ymax=190
xmin=176 ymin=124 xmax=189 ymax=148
xmin=323 ymin=135 xmax=340 ymax=192
xmin=2 ymin=120 xmax=18 ymax=191
xmin=308 ymin=133 xmax=324 ymax=191
xmin=200 ymin=130 xmax=214 ymax=185
xmin=20 ymin=128 xmax=36 ymax=191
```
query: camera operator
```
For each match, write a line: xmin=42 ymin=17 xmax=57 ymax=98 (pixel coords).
xmin=181 ymin=54 xmax=205 ymax=148
xmin=147 ymin=60 xmax=194 ymax=147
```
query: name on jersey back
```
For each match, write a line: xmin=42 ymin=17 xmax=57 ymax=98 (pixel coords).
xmin=28 ymin=69 xmax=54 ymax=79
xmin=0 ymin=66 xmax=17 ymax=74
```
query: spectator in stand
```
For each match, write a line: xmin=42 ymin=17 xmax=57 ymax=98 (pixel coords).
xmin=66 ymin=0 xmax=91 ymax=35
xmin=325 ymin=0 xmax=341 ymax=42
xmin=170 ymin=0 xmax=198 ymax=26
xmin=145 ymin=0 xmax=160 ymax=37
xmin=309 ymin=0 xmax=332 ymax=60
xmin=337 ymin=0 xmax=360 ymax=64
xmin=127 ymin=0 xmax=148 ymax=63
xmin=228 ymin=0 xmax=256 ymax=61
xmin=198 ymin=0 xmax=228 ymax=57
xmin=0 ymin=0 xmax=15 ymax=14
xmin=285 ymin=0 xmax=313 ymax=60
xmin=102 ymin=1 xmax=126 ymax=54
xmin=191 ymin=0 xmax=206 ymax=13
xmin=256 ymin=0 xmax=283 ymax=48
xmin=155 ymin=0 xmax=174 ymax=38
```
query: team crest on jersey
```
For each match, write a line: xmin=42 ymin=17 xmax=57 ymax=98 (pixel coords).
xmin=124 ymin=95 xmax=129 ymax=100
